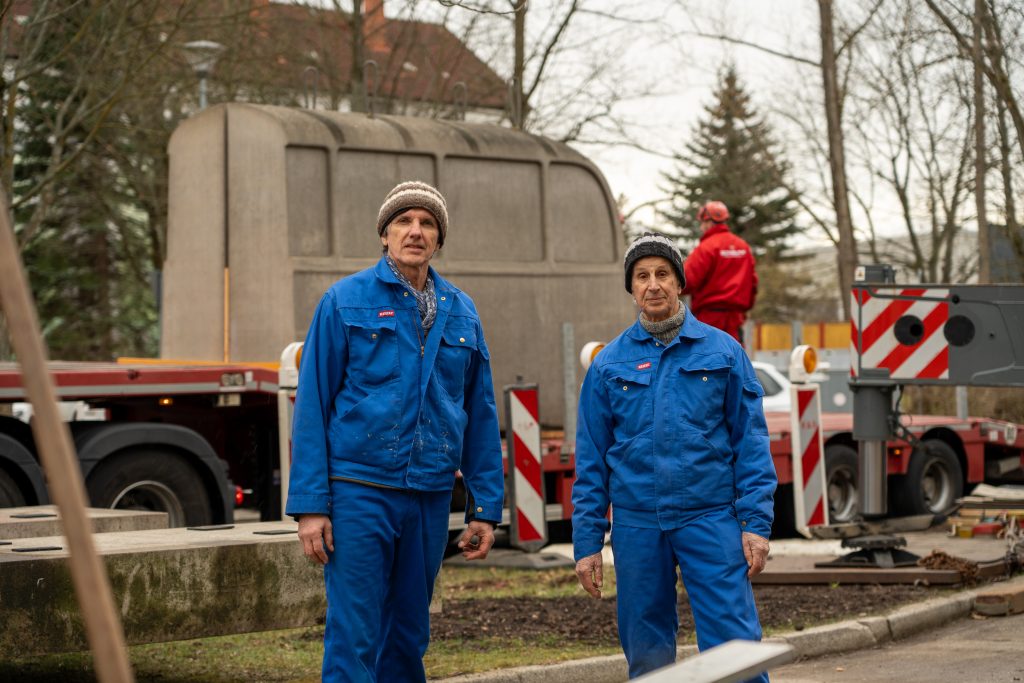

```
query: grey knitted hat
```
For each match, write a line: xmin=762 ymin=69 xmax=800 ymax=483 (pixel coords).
xmin=623 ymin=232 xmax=685 ymax=293
xmin=376 ymin=181 xmax=449 ymax=247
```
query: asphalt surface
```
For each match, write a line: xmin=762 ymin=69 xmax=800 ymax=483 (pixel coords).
xmin=770 ymin=609 xmax=1024 ymax=682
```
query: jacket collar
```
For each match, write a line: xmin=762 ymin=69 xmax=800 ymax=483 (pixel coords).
xmin=625 ymin=305 xmax=706 ymax=343
xmin=700 ymin=223 xmax=730 ymax=242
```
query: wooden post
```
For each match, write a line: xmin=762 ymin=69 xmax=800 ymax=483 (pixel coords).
xmin=0 ymin=193 xmax=134 ymax=682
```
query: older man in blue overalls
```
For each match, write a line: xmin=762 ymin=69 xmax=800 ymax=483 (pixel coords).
xmin=287 ymin=181 xmax=504 ymax=683
xmin=573 ymin=232 xmax=776 ymax=681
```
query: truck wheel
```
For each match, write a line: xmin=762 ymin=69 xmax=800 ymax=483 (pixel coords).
xmin=825 ymin=444 xmax=859 ymax=523
xmin=0 ymin=468 xmax=26 ymax=507
xmin=892 ymin=440 xmax=962 ymax=516
xmin=87 ymin=450 xmax=212 ymax=527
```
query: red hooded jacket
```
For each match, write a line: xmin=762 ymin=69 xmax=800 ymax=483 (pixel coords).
xmin=684 ymin=223 xmax=758 ymax=314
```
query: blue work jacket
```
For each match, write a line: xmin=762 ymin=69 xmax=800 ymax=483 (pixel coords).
xmin=572 ymin=309 xmax=777 ymax=561
xmin=285 ymin=258 xmax=504 ymax=524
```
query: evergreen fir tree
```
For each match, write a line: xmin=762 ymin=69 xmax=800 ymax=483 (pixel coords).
xmin=13 ymin=4 xmax=159 ymax=360
xmin=661 ymin=66 xmax=801 ymax=259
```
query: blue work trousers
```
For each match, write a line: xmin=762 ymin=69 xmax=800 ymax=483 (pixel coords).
xmin=611 ymin=506 xmax=768 ymax=682
xmin=322 ymin=479 xmax=451 ymax=683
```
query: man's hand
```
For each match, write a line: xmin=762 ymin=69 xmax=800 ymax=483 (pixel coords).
xmin=298 ymin=514 xmax=334 ymax=565
xmin=742 ymin=531 xmax=769 ymax=578
xmin=457 ymin=520 xmax=495 ymax=560
xmin=575 ymin=552 xmax=604 ymax=599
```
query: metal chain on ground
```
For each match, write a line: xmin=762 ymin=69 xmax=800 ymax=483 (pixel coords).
xmin=917 ymin=549 xmax=981 ymax=585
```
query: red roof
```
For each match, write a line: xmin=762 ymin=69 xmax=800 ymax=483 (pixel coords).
xmin=232 ymin=1 xmax=507 ymax=110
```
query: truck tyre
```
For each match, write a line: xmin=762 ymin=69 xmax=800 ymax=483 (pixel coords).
xmin=892 ymin=440 xmax=962 ymax=516
xmin=86 ymin=449 xmax=213 ymax=527
xmin=0 ymin=468 xmax=26 ymax=507
xmin=825 ymin=444 xmax=859 ymax=524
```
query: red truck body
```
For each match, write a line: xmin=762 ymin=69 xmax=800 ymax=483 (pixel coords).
xmin=1 ymin=360 xmax=1022 ymax=534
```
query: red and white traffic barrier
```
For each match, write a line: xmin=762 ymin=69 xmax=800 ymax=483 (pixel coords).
xmin=790 ymin=384 xmax=829 ymax=537
xmin=505 ymin=385 xmax=547 ymax=551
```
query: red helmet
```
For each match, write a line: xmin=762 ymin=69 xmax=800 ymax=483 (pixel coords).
xmin=697 ymin=201 xmax=730 ymax=223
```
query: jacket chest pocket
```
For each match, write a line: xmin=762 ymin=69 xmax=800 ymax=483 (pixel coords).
xmin=676 ymin=354 xmax=731 ymax=430
xmin=345 ymin=318 xmax=399 ymax=387
xmin=436 ymin=325 xmax=477 ymax=400
xmin=606 ymin=367 xmax=653 ymax=431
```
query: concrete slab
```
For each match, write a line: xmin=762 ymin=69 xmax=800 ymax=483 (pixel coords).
xmin=444 ymin=547 xmax=574 ymax=570
xmin=0 ymin=521 xmax=325 ymax=656
xmin=0 ymin=505 xmax=168 ymax=539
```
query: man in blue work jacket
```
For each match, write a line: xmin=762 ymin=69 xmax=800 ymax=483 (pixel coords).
xmin=287 ymin=181 xmax=504 ymax=683
xmin=572 ymin=232 xmax=777 ymax=680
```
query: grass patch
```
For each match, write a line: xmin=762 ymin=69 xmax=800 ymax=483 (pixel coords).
xmin=1 ymin=567 xmax=618 ymax=682
xmin=0 ymin=628 xmax=326 ymax=682
xmin=425 ymin=637 xmax=620 ymax=679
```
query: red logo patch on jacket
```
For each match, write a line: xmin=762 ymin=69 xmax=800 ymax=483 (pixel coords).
xmin=378 ymin=310 xmax=395 ymax=317
xmin=636 ymin=361 xmax=652 ymax=370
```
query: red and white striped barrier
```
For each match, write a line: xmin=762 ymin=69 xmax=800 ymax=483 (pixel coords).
xmin=851 ymin=287 xmax=950 ymax=380
xmin=790 ymin=384 xmax=829 ymax=537
xmin=505 ymin=385 xmax=547 ymax=551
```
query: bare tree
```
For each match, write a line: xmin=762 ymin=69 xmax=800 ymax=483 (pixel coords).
xmin=973 ymin=0 xmax=990 ymax=282
xmin=844 ymin=1 xmax=979 ymax=283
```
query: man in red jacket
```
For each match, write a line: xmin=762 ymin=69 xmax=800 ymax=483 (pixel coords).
xmin=683 ymin=201 xmax=758 ymax=343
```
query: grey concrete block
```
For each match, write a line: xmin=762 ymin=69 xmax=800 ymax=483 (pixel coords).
xmin=0 ymin=522 xmax=323 ymax=656
xmin=0 ymin=506 xmax=168 ymax=539
xmin=857 ymin=615 xmax=891 ymax=644
xmin=779 ymin=621 xmax=876 ymax=658
xmin=886 ymin=593 xmax=975 ymax=641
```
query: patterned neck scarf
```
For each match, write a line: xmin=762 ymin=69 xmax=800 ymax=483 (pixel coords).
xmin=385 ymin=254 xmax=437 ymax=331
xmin=639 ymin=305 xmax=686 ymax=344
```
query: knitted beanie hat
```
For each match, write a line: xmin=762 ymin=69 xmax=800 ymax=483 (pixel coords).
xmin=623 ymin=232 xmax=685 ymax=293
xmin=376 ymin=181 xmax=449 ymax=247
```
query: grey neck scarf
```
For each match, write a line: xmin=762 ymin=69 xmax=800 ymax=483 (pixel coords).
xmin=385 ymin=255 xmax=437 ymax=331
xmin=639 ymin=305 xmax=686 ymax=344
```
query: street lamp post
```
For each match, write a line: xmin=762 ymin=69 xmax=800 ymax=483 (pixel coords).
xmin=182 ymin=40 xmax=225 ymax=110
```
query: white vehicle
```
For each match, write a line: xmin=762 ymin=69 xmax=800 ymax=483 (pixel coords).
xmin=752 ymin=361 xmax=793 ymax=413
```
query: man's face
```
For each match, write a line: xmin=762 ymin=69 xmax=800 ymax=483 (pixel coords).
xmin=380 ymin=208 xmax=440 ymax=270
xmin=631 ymin=256 xmax=682 ymax=322
xmin=700 ymin=219 xmax=714 ymax=233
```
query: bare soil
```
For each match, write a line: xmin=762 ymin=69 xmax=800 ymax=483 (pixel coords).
xmin=431 ymin=584 xmax=942 ymax=646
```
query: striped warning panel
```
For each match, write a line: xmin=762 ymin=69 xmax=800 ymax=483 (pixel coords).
xmin=790 ymin=385 xmax=828 ymax=537
xmin=507 ymin=387 xmax=546 ymax=550
xmin=851 ymin=287 xmax=950 ymax=380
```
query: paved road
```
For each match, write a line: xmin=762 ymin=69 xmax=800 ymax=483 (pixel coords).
xmin=769 ymin=611 xmax=1024 ymax=683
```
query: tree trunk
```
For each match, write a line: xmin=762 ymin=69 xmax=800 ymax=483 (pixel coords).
xmin=818 ymin=0 xmax=857 ymax=318
xmin=349 ymin=0 xmax=366 ymax=113
xmin=512 ymin=0 xmax=525 ymax=129
xmin=973 ymin=0 xmax=989 ymax=283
